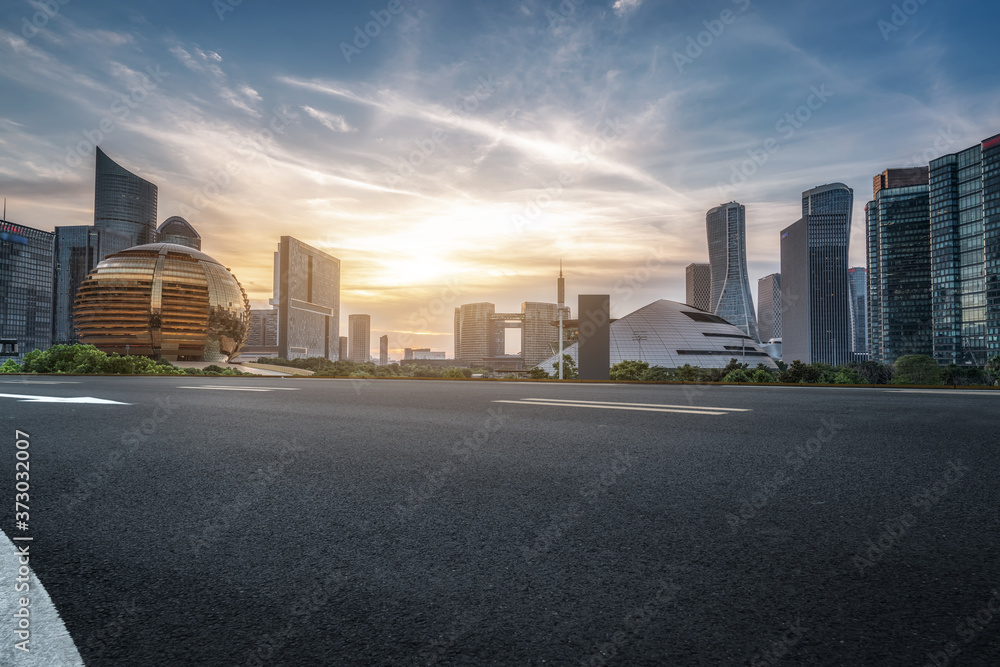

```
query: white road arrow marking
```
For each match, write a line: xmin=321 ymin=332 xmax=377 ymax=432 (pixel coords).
xmin=0 ymin=393 xmax=130 ymax=405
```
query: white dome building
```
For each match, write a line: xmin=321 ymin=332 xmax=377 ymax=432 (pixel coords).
xmin=537 ymin=299 xmax=778 ymax=371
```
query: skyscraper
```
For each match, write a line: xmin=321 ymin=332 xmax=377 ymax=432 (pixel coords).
xmin=706 ymin=202 xmax=758 ymax=341
xmin=848 ymin=267 xmax=868 ymax=358
xmin=866 ymin=168 xmax=931 ymax=363
xmin=1 ymin=219 xmax=54 ymax=360
xmin=348 ymin=315 xmax=371 ymax=362
xmin=339 ymin=336 xmax=348 ymax=362
xmin=685 ymin=263 xmax=712 ymax=311
xmin=52 ymin=225 xmax=131 ymax=344
xmin=270 ymin=237 xmax=340 ymax=360
xmin=454 ymin=302 xmax=495 ymax=366
xmin=157 ymin=216 xmax=201 ymax=250
xmin=929 ymin=133 xmax=1000 ymax=366
xmin=780 ymin=183 xmax=853 ymax=365
xmin=379 ymin=334 xmax=389 ymax=366
xmin=521 ymin=302 xmax=560 ymax=368
xmin=94 ymin=147 xmax=158 ymax=247
xmin=757 ymin=273 xmax=781 ymax=343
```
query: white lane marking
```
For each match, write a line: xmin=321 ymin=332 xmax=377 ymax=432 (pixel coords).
xmin=176 ymin=386 xmax=300 ymax=392
xmin=0 ymin=381 xmax=81 ymax=385
xmin=0 ymin=393 xmax=130 ymax=405
xmin=519 ymin=397 xmax=751 ymax=412
xmin=886 ymin=389 xmax=1000 ymax=395
xmin=492 ymin=400 xmax=732 ymax=415
xmin=0 ymin=530 xmax=85 ymax=666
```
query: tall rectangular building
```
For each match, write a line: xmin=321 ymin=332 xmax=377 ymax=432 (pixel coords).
xmin=929 ymin=134 xmax=1000 ymax=366
xmin=848 ymin=267 xmax=868 ymax=357
xmin=245 ymin=308 xmax=279 ymax=355
xmin=52 ymin=225 xmax=131 ymax=344
xmin=1 ymin=219 xmax=54 ymax=360
xmin=780 ymin=183 xmax=853 ymax=365
xmin=338 ymin=336 xmax=348 ymax=362
xmin=270 ymin=237 xmax=340 ymax=360
xmin=521 ymin=302 xmax=560 ymax=368
xmin=379 ymin=334 xmax=388 ymax=366
xmin=454 ymin=302 xmax=495 ymax=366
xmin=348 ymin=314 xmax=371 ymax=363
xmin=866 ymin=168 xmax=931 ymax=363
xmin=757 ymin=273 xmax=781 ymax=343
xmin=685 ymin=263 xmax=712 ymax=311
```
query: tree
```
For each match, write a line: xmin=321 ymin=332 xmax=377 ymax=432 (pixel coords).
xmin=673 ymin=364 xmax=701 ymax=382
xmin=552 ymin=354 xmax=578 ymax=379
xmin=723 ymin=369 xmax=752 ymax=383
xmin=831 ymin=368 xmax=864 ymax=384
xmin=610 ymin=359 xmax=649 ymax=381
xmin=751 ymin=369 xmax=775 ymax=383
xmin=892 ymin=355 xmax=942 ymax=386
xmin=0 ymin=359 xmax=22 ymax=373
xmin=641 ymin=366 xmax=672 ymax=382
xmin=986 ymin=356 xmax=1000 ymax=385
xmin=779 ymin=360 xmax=822 ymax=384
xmin=528 ymin=367 xmax=550 ymax=379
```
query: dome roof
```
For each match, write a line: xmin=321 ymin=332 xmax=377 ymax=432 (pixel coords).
xmin=538 ymin=299 xmax=777 ymax=370
xmin=73 ymin=244 xmax=249 ymax=362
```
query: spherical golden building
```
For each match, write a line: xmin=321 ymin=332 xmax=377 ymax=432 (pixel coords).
xmin=73 ymin=243 xmax=250 ymax=362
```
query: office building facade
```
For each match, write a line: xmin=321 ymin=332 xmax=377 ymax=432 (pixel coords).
xmin=866 ymin=168 xmax=931 ymax=363
xmin=348 ymin=314 xmax=371 ymax=363
xmin=379 ymin=334 xmax=388 ymax=366
xmin=94 ymin=147 xmax=157 ymax=247
xmin=157 ymin=216 xmax=201 ymax=250
xmin=52 ymin=225 xmax=131 ymax=345
xmin=270 ymin=237 xmax=340 ymax=360
xmin=339 ymin=336 xmax=348 ymax=362
xmin=454 ymin=302 xmax=496 ymax=366
xmin=929 ymin=134 xmax=1000 ymax=366
xmin=521 ymin=302 xmax=560 ymax=368
xmin=848 ymin=267 xmax=868 ymax=357
xmin=685 ymin=263 xmax=712 ymax=311
xmin=0 ymin=220 xmax=54 ymax=360
xmin=780 ymin=183 xmax=853 ymax=365
xmin=757 ymin=273 xmax=781 ymax=343
xmin=244 ymin=308 xmax=279 ymax=357
xmin=707 ymin=202 xmax=758 ymax=341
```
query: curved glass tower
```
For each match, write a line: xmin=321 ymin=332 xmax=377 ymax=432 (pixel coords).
xmin=94 ymin=147 xmax=158 ymax=247
xmin=707 ymin=202 xmax=758 ymax=341
xmin=157 ymin=216 xmax=201 ymax=250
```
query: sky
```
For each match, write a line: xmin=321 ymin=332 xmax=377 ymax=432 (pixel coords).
xmin=1 ymin=0 xmax=999 ymax=358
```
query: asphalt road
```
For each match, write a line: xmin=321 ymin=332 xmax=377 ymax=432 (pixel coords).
xmin=1 ymin=376 xmax=999 ymax=666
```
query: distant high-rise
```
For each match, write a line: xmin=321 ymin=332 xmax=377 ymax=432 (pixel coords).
xmin=338 ymin=336 xmax=348 ymax=362
xmin=866 ymin=168 xmax=931 ymax=363
xmin=780 ymin=183 xmax=853 ymax=365
xmin=348 ymin=314 xmax=371 ymax=363
xmin=848 ymin=267 xmax=868 ymax=357
xmin=685 ymin=263 xmax=712 ymax=311
xmin=94 ymin=147 xmax=157 ymax=247
xmin=157 ymin=216 xmax=201 ymax=250
xmin=379 ymin=334 xmax=389 ymax=366
xmin=757 ymin=273 xmax=781 ymax=343
xmin=52 ymin=225 xmax=131 ymax=345
xmin=245 ymin=308 xmax=279 ymax=355
xmin=929 ymin=134 xmax=1000 ymax=366
xmin=270 ymin=237 xmax=340 ymax=360
xmin=454 ymin=302 xmax=495 ymax=366
xmin=1 ymin=219 xmax=54 ymax=360
xmin=521 ymin=302 xmax=560 ymax=368
xmin=707 ymin=202 xmax=758 ymax=341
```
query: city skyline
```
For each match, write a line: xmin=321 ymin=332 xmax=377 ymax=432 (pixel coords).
xmin=1 ymin=1 xmax=999 ymax=357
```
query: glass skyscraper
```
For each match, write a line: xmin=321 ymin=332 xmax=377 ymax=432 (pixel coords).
xmin=866 ymin=169 xmax=931 ymax=363
xmin=929 ymin=134 xmax=1000 ymax=366
xmin=94 ymin=147 xmax=158 ymax=247
xmin=757 ymin=273 xmax=781 ymax=343
xmin=52 ymin=225 xmax=131 ymax=345
xmin=1 ymin=219 xmax=54 ymax=360
xmin=780 ymin=183 xmax=853 ymax=365
xmin=848 ymin=267 xmax=868 ymax=357
xmin=706 ymin=202 xmax=758 ymax=341
xmin=157 ymin=216 xmax=201 ymax=250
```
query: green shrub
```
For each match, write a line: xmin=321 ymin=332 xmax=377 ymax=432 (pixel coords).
xmin=892 ymin=355 xmax=942 ymax=385
xmin=610 ymin=360 xmax=649 ymax=381
xmin=723 ymin=369 xmax=752 ymax=383
xmin=751 ymin=369 xmax=775 ymax=383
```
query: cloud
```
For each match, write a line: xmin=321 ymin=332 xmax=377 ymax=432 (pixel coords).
xmin=300 ymin=105 xmax=355 ymax=133
xmin=612 ymin=0 xmax=643 ymax=17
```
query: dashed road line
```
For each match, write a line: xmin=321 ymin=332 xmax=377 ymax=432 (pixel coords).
xmin=493 ymin=398 xmax=748 ymax=415
xmin=176 ymin=385 xmax=300 ymax=392
xmin=519 ymin=397 xmax=750 ymax=412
